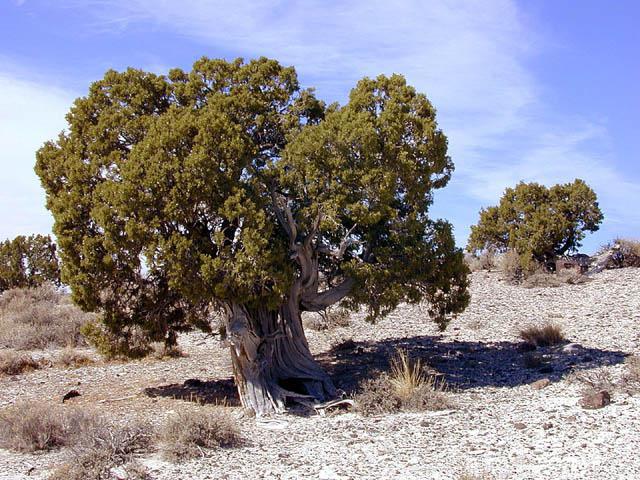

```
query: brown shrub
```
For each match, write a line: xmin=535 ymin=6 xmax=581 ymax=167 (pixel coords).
xmin=0 ymin=350 xmax=41 ymax=375
xmin=0 ymin=284 xmax=95 ymax=350
xmin=519 ymin=323 xmax=565 ymax=347
xmin=0 ymin=401 xmax=91 ymax=452
xmin=303 ymin=306 xmax=351 ymax=331
xmin=50 ymin=414 xmax=153 ymax=480
xmin=158 ymin=409 xmax=242 ymax=462
xmin=621 ymin=356 xmax=640 ymax=394
xmin=356 ymin=350 xmax=453 ymax=416
xmin=150 ymin=342 xmax=186 ymax=360
xmin=616 ymin=238 xmax=640 ymax=267
xmin=465 ymin=249 xmax=496 ymax=272
xmin=522 ymin=269 xmax=590 ymax=289
xmin=498 ymin=249 xmax=523 ymax=283
xmin=56 ymin=348 xmax=95 ymax=368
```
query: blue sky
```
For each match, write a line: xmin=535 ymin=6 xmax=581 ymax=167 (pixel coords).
xmin=1 ymin=0 xmax=638 ymax=253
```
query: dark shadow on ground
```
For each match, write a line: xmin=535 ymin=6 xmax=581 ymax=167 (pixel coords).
xmin=143 ymin=336 xmax=628 ymax=405
xmin=318 ymin=336 xmax=628 ymax=394
xmin=144 ymin=377 xmax=241 ymax=406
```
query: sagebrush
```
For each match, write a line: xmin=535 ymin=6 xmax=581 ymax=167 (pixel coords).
xmin=158 ymin=409 xmax=242 ymax=462
xmin=0 ymin=284 xmax=94 ymax=349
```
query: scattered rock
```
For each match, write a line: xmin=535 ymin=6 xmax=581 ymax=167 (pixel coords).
xmin=514 ymin=422 xmax=527 ymax=430
xmin=580 ymin=391 xmax=611 ymax=409
xmin=531 ymin=378 xmax=551 ymax=390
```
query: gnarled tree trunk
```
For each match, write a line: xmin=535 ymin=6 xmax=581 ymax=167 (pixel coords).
xmin=224 ymin=296 xmax=336 ymax=415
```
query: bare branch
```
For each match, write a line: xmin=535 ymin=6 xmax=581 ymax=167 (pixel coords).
xmin=301 ymin=277 xmax=355 ymax=312
xmin=317 ymin=224 xmax=359 ymax=261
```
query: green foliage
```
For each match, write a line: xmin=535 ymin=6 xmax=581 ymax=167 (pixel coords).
xmin=80 ymin=320 xmax=151 ymax=359
xmin=467 ymin=180 xmax=603 ymax=268
xmin=36 ymin=57 xmax=469 ymax=345
xmin=0 ymin=234 xmax=60 ymax=292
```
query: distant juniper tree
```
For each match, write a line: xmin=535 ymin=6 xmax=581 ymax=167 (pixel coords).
xmin=36 ymin=57 xmax=469 ymax=414
xmin=467 ymin=179 xmax=604 ymax=269
xmin=0 ymin=234 xmax=60 ymax=292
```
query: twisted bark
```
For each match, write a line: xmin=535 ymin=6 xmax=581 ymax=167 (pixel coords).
xmin=224 ymin=296 xmax=337 ymax=415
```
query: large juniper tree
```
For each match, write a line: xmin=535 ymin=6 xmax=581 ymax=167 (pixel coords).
xmin=36 ymin=57 xmax=469 ymax=414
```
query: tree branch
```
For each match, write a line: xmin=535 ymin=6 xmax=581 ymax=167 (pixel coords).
xmin=300 ymin=277 xmax=355 ymax=312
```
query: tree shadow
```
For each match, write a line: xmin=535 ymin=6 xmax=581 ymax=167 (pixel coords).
xmin=318 ymin=335 xmax=628 ymax=394
xmin=144 ymin=377 xmax=241 ymax=406
xmin=142 ymin=336 xmax=628 ymax=406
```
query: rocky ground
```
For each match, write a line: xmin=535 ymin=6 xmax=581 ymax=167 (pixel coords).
xmin=1 ymin=268 xmax=640 ymax=479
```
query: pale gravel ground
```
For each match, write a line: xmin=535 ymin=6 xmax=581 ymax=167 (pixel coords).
xmin=1 ymin=268 xmax=639 ymax=479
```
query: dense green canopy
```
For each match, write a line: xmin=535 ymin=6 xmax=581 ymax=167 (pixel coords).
xmin=36 ymin=57 xmax=469 ymax=346
xmin=467 ymin=179 xmax=603 ymax=267
xmin=0 ymin=234 xmax=60 ymax=292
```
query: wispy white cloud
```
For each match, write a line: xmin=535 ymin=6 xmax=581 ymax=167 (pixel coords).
xmin=0 ymin=62 xmax=74 ymax=241
xmin=5 ymin=0 xmax=637 ymax=250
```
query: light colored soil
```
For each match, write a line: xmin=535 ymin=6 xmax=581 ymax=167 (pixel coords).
xmin=1 ymin=268 xmax=640 ymax=479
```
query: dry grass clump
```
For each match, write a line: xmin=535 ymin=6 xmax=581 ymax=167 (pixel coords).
xmin=519 ymin=323 xmax=565 ymax=347
xmin=0 ymin=350 xmax=41 ymax=375
xmin=0 ymin=283 xmax=95 ymax=350
xmin=303 ymin=306 xmax=351 ymax=331
xmin=356 ymin=350 xmax=453 ymax=416
xmin=158 ymin=409 xmax=242 ymax=462
xmin=56 ymin=348 xmax=95 ymax=368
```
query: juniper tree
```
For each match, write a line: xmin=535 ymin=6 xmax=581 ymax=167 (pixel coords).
xmin=0 ymin=234 xmax=60 ymax=292
xmin=467 ymin=179 xmax=603 ymax=269
xmin=36 ymin=57 xmax=469 ymax=414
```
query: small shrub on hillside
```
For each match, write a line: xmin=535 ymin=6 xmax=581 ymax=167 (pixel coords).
xmin=0 ymin=401 xmax=96 ymax=452
xmin=522 ymin=270 xmax=590 ymax=289
xmin=621 ymin=356 xmax=640 ymax=394
xmin=158 ymin=409 xmax=242 ymax=462
xmin=50 ymin=416 xmax=153 ymax=480
xmin=498 ymin=249 xmax=524 ymax=283
xmin=356 ymin=350 xmax=453 ymax=416
xmin=0 ymin=284 xmax=94 ymax=349
xmin=568 ymin=369 xmax=615 ymax=398
xmin=56 ymin=348 xmax=95 ymax=368
xmin=0 ymin=350 xmax=41 ymax=375
xmin=465 ymin=249 xmax=496 ymax=272
xmin=303 ymin=306 xmax=351 ymax=331
xmin=150 ymin=342 xmax=185 ymax=360
xmin=519 ymin=323 xmax=565 ymax=347
xmin=614 ymin=238 xmax=640 ymax=267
